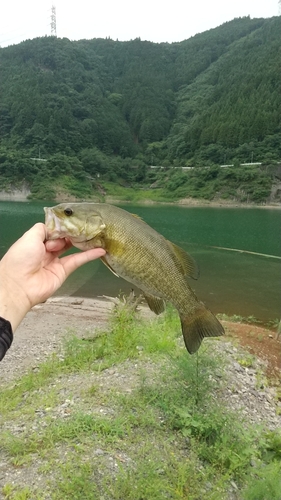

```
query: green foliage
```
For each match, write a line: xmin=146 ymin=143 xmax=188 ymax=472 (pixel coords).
xmin=153 ymin=164 xmax=273 ymax=202
xmin=2 ymin=484 xmax=34 ymax=500
xmin=242 ymin=462 xmax=281 ymax=500
xmin=60 ymin=302 xmax=179 ymax=370
xmin=28 ymin=174 xmax=56 ymax=200
xmin=167 ymin=17 xmax=281 ymax=164
xmin=0 ymin=17 xmax=280 ymax=200
xmin=262 ymin=430 xmax=281 ymax=461
xmin=57 ymin=176 xmax=93 ymax=199
xmin=53 ymin=461 xmax=98 ymax=500
xmin=136 ymin=350 xmax=260 ymax=478
xmin=44 ymin=412 xmax=126 ymax=443
xmin=0 ymin=306 xmax=281 ymax=499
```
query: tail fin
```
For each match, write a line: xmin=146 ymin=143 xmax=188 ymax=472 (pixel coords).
xmin=180 ymin=308 xmax=224 ymax=354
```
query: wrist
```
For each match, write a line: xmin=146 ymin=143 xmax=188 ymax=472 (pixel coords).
xmin=0 ymin=272 xmax=31 ymax=332
xmin=0 ymin=316 xmax=13 ymax=361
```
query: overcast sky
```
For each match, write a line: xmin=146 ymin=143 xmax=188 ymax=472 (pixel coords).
xmin=0 ymin=0 xmax=279 ymax=48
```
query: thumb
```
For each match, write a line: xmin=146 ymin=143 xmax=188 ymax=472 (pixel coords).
xmin=60 ymin=248 xmax=106 ymax=277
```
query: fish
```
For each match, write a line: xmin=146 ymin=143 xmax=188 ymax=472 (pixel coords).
xmin=44 ymin=203 xmax=224 ymax=353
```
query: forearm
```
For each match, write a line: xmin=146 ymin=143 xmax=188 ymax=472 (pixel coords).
xmin=0 ymin=278 xmax=30 ymax=332
xmin=0 ymin=271 xmax=25 ymax=361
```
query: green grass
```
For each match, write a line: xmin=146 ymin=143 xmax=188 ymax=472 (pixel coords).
xmin=56 ymin=175 xmax=94 ymax=199
xmin=1 ymin=303 xmax=280 ymax=499
xmin=101 ymin=181 xmax=170 ymax=203
xmin=52 ymin=461 xmax=99 ymax=500
xmin=59 ymin=303 xmax=180 ymax=371
xmin=218 ymin=313 xmax=280 ymax=331
xmin=2 ymin=484 xmax=35 ymax=500
xmin=242 ymin=462 xmax=281 ymax=500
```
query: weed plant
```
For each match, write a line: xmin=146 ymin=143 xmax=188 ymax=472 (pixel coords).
xmin=1 ymin=304 xmax=280 ymax=499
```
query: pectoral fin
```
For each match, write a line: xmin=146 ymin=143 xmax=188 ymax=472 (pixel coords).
xmin=100 ymin=256 xmax=119 ymax=277
xmin=166 ymin=240 xmax=199 ymax=280
xmin=143 ymin=293 xmax=165 ymax=315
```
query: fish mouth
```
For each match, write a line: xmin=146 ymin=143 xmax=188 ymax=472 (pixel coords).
xmin=44 ymin=207 xmax=69 ymax=240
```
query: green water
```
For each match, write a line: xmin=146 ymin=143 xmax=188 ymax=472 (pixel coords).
xmin=1 ymin=201 xmax=280 ymax=323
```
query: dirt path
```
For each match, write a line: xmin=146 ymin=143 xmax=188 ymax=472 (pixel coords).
xmin=223 ymin=320 xmax=281 ymax=381
xmin=0 ymin=297 xmax=113 ymax=382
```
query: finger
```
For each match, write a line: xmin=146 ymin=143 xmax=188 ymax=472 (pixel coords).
xmin=24 ymin=223 xmax=47 ymax=242
xmin=60 ymin=248 xmax=106 ymax=277
xmin=45 ymin=239 xmax=64 ymax=252
xmin=45 ymin=238 xmax=70 ymax=252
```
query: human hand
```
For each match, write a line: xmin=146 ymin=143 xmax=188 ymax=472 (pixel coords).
xmin=0 ymin=223 xmax=106 ymax=331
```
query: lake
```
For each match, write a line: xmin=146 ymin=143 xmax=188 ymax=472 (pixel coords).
xmin=0 ymin=201 xmax=280 ymax=323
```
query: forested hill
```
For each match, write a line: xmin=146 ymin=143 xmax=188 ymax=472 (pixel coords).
xmin=0 ymin=16 xmax=280 ymax=200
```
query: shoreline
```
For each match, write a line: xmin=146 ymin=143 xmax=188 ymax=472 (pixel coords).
xmin=0 ymin=188 xmax=32 ymax=201
xmin=106 ymin=197 xmax=281 ymax=209
xmin=0 ymin=190 xmax=280 ymax=209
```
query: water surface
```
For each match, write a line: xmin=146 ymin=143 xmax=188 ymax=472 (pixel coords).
xmin=1 ymin=201 xmax=280 ymax=323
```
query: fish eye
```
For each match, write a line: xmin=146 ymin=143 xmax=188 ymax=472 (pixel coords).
xmin=64 ymin=208 xmax=73 ymax=216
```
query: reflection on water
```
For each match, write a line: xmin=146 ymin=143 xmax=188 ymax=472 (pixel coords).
xmin=1 ymin=201 xmax=280 ymax=323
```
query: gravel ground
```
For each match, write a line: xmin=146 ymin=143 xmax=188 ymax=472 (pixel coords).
xmin=0 ymin=297 xmax=280 ymax=499
xmin=1 ymin=296 xmax=280 ymax=427
xmin=0 ymin=297 xmax=114 ymax=384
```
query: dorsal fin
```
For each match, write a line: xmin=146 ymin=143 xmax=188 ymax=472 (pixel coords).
xmin=131 ymin=213 xmax=144 ymax=221
xmin=166 ymin=240 xmax=199 ymax=280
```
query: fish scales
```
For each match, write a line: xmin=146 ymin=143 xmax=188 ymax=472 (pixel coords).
xmin=101 ymin=207 xmax=193 ymax=303
xmin=44 ymin=202 xmax=224 ymax=353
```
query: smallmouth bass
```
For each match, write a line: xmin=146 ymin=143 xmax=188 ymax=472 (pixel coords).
xmin=44 ymin=203 xmax=224 ymax=353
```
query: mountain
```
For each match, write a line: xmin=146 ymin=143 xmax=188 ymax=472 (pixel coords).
xmin=0 ymin=15 xmax=280 ymax=198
